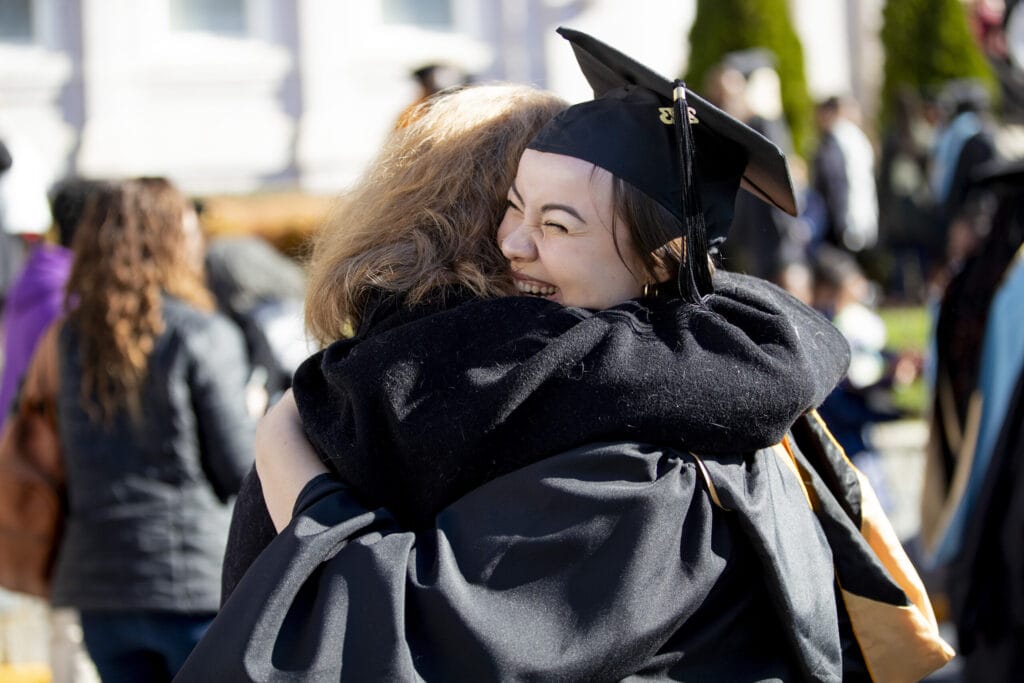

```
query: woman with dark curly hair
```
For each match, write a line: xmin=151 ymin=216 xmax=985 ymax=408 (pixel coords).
xmin=50 ymin=178 xmax=255 ymax=682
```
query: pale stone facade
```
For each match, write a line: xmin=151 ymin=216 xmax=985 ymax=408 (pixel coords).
xmin=0 ymin=0 xmax=875 ymax=196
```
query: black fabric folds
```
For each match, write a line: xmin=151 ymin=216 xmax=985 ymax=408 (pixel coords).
xmin=950 ymin=366 xmax=1024 ymax=676
xmin=182 ymin=442 xmax=810 ymax=682
xmin=292 ymin=270 xmax=849 ymax=528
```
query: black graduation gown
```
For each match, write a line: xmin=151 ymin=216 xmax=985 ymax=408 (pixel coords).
xmin=202 ymin=272 xmax=952 ymax=681
xmin=190 ymin=442 xmax=810 ymax=682
xmin=294 ymin=271 xmax=852 ymax=529
xmin=950 ymin=365 xmax=1024 ymax=681
xmin=221 ymin=271 xmax=849 ymax=598
xmin=184 ymin=413 xmax=953 ymax=682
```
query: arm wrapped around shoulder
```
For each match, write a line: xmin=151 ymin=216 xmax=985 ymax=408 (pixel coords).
xmin=294 ymin=274 xmax=850 ymax=527
xmin=686 ymin=269 xmax=852 ymax=448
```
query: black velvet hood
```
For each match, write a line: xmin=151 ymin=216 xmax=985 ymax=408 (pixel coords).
xmin=292 ymin=270 xmax=850 ymax=528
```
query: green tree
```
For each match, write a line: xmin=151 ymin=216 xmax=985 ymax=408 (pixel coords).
xmin=685 ymin=0 xmax=812 ymax=156
xmin=880 ymin=0 xmax=996 ymax=125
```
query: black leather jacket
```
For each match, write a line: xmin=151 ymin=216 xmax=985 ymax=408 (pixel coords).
xmin=52 ymin=296 xmax=255 ymax=613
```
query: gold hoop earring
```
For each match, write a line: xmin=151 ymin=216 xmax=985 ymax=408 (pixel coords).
xmin=642 ymin=282 xmax=653 ymax=298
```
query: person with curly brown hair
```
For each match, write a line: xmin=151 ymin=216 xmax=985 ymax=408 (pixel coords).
xmin=49 ymin=178 xmax=255 ymax=682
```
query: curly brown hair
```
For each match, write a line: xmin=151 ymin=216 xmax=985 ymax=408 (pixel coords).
xmin=65 ymin=178 xmax=213 ymax=422
xmin=304 ymin=83 xmax=567 ymax=343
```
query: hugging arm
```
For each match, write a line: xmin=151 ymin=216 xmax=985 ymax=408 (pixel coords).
xmin=290 ymin=272 xmax=852 ymax=527
xmin=255 ymin=389 xmax=328 ymax=531
xmin=220 ymin=392 xmax=323 ymax=604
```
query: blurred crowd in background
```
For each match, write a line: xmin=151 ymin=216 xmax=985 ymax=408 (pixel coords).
xmin=0 ymin=0 xmax=1023 ymax=681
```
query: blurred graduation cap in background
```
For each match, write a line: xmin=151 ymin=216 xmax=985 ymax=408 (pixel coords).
xmin=971 ymin=157 xmax=1024 ymax=189
xmin=720 ymin=47 xmax=786 ymax=123
xmin=527 ymin=27 xmax=796 ymax=301
xmin=939 ymin=78 xmax=992 ymax=116
xmin=722 ymin=47 xmax=777 ymax=79
xmin=0 ymin=140 xmax=11 ymax=174
xmin=410 ymin=62 xmax=470 ymax=95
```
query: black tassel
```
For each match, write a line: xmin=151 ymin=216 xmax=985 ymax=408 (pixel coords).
xmin=672 ymin=80 xmax=713 ymax=304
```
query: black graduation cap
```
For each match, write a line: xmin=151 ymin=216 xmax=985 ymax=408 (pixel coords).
xmin=527 ymin=27 xmax=797 ymax=302
xmin=938 ymin=78 xmax=991 ymax=116
xmin=0 ymin=140 xmax=11 ymax=174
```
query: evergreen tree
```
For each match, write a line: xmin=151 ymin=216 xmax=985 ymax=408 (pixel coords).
xmin=685 ymin=0 xmax=812 ymax=155
xmin=881 ymin=0 xmax=996 ymax=125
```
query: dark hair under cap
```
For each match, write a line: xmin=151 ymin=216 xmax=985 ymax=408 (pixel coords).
xmin=49 ymin=177 xmax=102 ymax=248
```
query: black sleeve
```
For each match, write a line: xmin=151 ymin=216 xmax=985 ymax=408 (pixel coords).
xmin=945 ymin=131 xmax=997 ymax=220
xmin=292 ymin=472 xmax=341 ymax=517
xmin=188 ymin=314 xmax=256 ymax=501
xmin=294 ymin=273 xmax=850 ymax=528
xmin=813 ymin=137 xmax=850 ymax=242
xmin=220 ymin=466 xmax=277 ymax=605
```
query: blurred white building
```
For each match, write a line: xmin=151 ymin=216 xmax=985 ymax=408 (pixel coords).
xmin=0 ymin=0 xmax=879 ymax=196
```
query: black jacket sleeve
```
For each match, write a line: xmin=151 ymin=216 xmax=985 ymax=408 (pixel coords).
xmin=813 ymin=134 xmax=850 ymax=244
xmin=187 ymin=313 xmax=256 ymax=501
xmin=220 ymin=466 xmax=277 ymax=604
xmin=294 ymin=272 xmax=851 ymax=527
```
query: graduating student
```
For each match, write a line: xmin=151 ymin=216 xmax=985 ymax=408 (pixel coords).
xmin=929 ymin=160 xmax=1024 ymax=681
xmin=185 ymin=30 xmax=952 ymax=682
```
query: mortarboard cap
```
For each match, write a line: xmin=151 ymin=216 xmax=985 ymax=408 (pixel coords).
xmin=0 ymin=140 xmax=11 ymax=174
xmin=526 ymin=27 xmax=797 ymax=302
xmin=938 ymin=78 xmax=991 ymax=116
xmin=531 ymin=27 xmax=797 ymax=225
xmin=536 ymin=28 xmax=798 ymax=222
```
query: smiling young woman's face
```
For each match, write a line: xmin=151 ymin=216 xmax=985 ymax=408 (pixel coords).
xmin=498 ymin=149 xmax=646 ymax=309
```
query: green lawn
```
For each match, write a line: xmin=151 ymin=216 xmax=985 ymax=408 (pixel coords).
xmin=879 ymin=306 xmax=931 ymax=352
xmin=878 ymin=306 xmax=931 ymax=417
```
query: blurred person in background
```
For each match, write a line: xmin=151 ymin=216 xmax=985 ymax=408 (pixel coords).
xmin=921 ymin=160 xmax=1020 ymax=549
xmin=830 ymin=97 xmax=879 ymax=254
xmin=928 ymin=77 xmax=1000 ymax=290
xmin=0 ymin=178 xmax=98 ymax=429
xmin=921 ymin=157 xmax=1024 ymax=553
xmin=811 ymin=97 xmax=852 ymax=252
xmin=0 ymin=176 xmax=101 ymax=683
xmin=976 ymin=0 xmax=1024 ymax=129
xmin=877 ymin=87 xmax=939 ymax=303
xmin=49 ymin=178 xmax=255 ymax=682
xmin=810 ymin=95 xmax=879 ymax=258
xmin=394 ymin=62 xmax=470 ymax=129
xmin=942 ymin=158 xmax=1024 ymax=682
xmin=204 ymin=234 xmax=314 ymax=410
xmin=0 ymin=133 xmax=52 ymax=312
xmin=775 ymin=259 xmax=815 ymax=306
xmin=812 ymin=244 xmax=919 ymax=513
xmin=705 ymin=49 xmax=809 ymax=281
